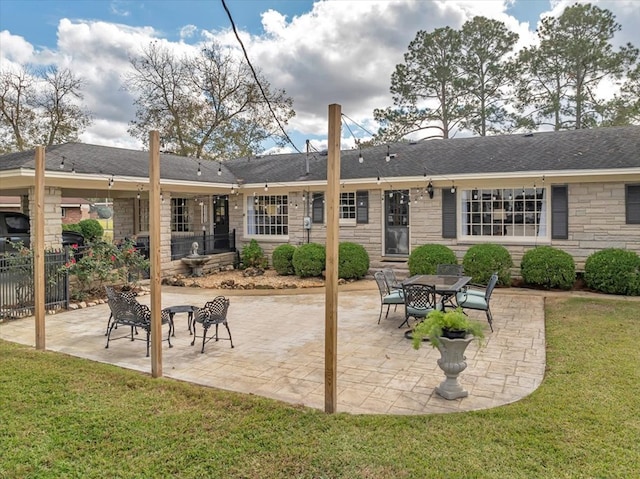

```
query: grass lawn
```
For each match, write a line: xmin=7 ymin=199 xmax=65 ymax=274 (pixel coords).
xmin=1 ymin=296 xmax=639 ymax=478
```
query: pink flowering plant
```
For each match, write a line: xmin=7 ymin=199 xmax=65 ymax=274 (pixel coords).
xmin=61 ymin=239 xmax=149 ymax=300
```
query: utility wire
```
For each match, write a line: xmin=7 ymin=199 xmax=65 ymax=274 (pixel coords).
xmin=221 ymin=0 xmax=303 ymax=154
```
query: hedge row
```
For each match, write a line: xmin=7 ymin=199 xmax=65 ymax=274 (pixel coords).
xmin=262 ymin=241 xmax=640 ymax=296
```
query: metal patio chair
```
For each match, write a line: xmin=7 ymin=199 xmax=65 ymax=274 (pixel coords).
xmin=456 ymin=272 xmax=499 ymax=332
xmin=400 ymin=283 xmax=440 ymax=329
xmin=191 ymin=296 xmax=233 ymax=353
xmin=374 ymin=271 xmax=404 ymax=324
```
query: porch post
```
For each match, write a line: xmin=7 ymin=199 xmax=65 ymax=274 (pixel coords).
xmin=149 ymin=131 xmax=163 ymax=377
xmin=325 ymin=104 xmax=341 ymax=413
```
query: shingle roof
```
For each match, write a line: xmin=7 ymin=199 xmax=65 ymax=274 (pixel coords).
xmin=1 ymin=126 xmax=638 ymax=185
xmin=225 ymin=126 xmax=640 ymax=184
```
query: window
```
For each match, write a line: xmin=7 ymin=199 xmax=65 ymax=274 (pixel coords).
xmin=171 ymin=198 xmax=190 ymax=232
xmin=626 ymin=184 xmax=640 ymax=224
xmin=551 ymin=185 xmax=568 ymax=239
xmin=461 ymin=187 xmax=547 ymax=239
xmin=356 ymin=190 xmax=369 ymax=224
xmin=309 ymin=191 xmax=369 ymax=224
xmin=312 ymin=193 xmax=324 ymax=223
xmin=138 ymin=199 xmax=149 ymax=232
xmin=246 ymin=195 xmax=288 ymax=236
xmin=340 ymin=192 xmax=356 ymax=222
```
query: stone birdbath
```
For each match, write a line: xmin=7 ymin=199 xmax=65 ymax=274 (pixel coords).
xmin=181 ymin=241 xmax=209 ymax=277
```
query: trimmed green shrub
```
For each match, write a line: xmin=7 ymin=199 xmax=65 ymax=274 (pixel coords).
xmin=241 ymin=239 xmax=267 ymax=268
xmin=584 ymin=248 xmax=640 ymax=295
xmin=521 ymin=246 xmax=576 ymax=290
xmin=338 ymin=242 xmax=370 ymax=280
xmin=78 ymin=219 xmax=103 ymax=242
xmin=462 ymin=243 xmax=513 ymax=286
xmin=408 ymin=244 xmax=457 ymax=276
xmin=62 ymin=223 xmax=83 ymax=233
xmin=272 ymin=244 xmax=296 ymax=276
xmin=292 ymin=243 xmax=326 ymax=278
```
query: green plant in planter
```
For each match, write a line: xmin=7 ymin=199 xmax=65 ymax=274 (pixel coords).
xmin=411 ymin=308 xmax=485 ymax=349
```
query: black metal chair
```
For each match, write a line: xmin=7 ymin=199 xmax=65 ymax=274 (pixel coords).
xmin=401 ymin=283 xmax=440 ymax=328
xmin=105 ymin=291 xmax=173 ymax=357
xmin=455 ymin=272 xmax=499 ymax=332
xmin=191 ymin=296 xmax=233 ymax=353
xmin=374 ymin=271 xmax=405 ymax=324
xmin=382 ymin=267 xmax=402 ymax=291
xmin=436 ymin=264 xmax=464 ymax=276
xmin=104 ymin=285 xmax=138 ymax=336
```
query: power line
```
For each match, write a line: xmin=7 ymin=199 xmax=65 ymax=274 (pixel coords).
xmin=221 ymin=0 xmax=303 ymax=154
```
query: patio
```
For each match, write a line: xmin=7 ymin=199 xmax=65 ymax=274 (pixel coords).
xmin=0 ymin=283 xmax=545 ymax=415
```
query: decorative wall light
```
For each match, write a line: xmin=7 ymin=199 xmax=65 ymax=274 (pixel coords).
xmin=427 ymin=181 xmax=434 ymax=199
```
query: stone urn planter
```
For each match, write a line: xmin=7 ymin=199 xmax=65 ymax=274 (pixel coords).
xmin=435 ymin=336 xmax=474 ymax=400
xmin=410 ymin=308 xmax=485 ymax=401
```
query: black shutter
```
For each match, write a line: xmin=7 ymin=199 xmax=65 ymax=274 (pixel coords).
xmin=312 ymin=193 xmax=324 ymax=223
xmin=442 ymin=188 xmax=456 ymax=238
xmin=627 ymin=184 xmax=640 ymax=224
xmin=356 ymin=191 xmax=368 ymax=224
xmin=551 ymin=185 xmax=568 ymax=239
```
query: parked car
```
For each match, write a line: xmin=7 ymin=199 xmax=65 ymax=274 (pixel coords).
xmin=0 ymin=211 xmax=85 ymax=254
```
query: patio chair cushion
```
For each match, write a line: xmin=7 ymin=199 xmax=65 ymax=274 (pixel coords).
xmin=455 ymin=291 xmax=488 ymax=310
xmin=383 ymin=290 xmax=404 ymax=305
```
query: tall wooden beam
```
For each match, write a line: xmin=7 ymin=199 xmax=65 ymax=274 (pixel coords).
xmin=149 ymin=131 xmax=163 ymax=377
xmin=34 ymin=146 xmax=45 ymax=350
xmin=325 ymin=104 xmax=341 ymax=413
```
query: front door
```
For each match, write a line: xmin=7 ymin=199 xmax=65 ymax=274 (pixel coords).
xmin=384 ymin=190 xmax=409 ymax=255
xmin=213 ymin=195 xmax=229 ymax=250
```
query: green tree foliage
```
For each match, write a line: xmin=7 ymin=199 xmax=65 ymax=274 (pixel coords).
xmin=125 ymin=41 xmax=295 ymax=161
xmin=514 ymin=3 xmax=638 ymax=130
xmin=374 ymin=26 xmax=467 ymax=142
xmin=460 ymin=16 xmax=519 ymax=136
xmin=0 ymin=66 xmax=91 ymax=153
xmin=374 ymin=17 xmax=520 ymax=143
xmin=78 ymin=219 xmax=104 ymax=242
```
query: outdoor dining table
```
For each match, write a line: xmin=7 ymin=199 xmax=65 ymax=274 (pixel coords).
xmin=402 ymin=274 xmax=472 ymax=310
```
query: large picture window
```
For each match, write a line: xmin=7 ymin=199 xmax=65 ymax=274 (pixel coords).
xmin=246 ymin=195 xmax=288 ymax=236
xmin=461 ymin=187 xmax=547 ymax=239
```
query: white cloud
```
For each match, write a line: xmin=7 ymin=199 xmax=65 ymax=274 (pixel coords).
xmin=1 ymin=0 xmax=638 ymax=153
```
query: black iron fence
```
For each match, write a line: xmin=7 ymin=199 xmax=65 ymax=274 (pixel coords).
xmin=0 ymin=249 xmax=71 ymax=319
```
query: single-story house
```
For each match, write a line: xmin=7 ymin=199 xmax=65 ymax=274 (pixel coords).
xmin=1 ymin=125 xmax=639 ymax=276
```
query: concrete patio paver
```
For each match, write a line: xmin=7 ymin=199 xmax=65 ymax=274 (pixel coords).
xmin=0 ymin=284 xmax=545 ymax=415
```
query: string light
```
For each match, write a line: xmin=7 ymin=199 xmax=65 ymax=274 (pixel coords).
xmin=376 ymin=176 xmax=381 ymax=185
xmin=197 ymin=162 xmax=202 ymax=176
xmin=450 ymin=182 xmax=456 ymax=194
xmin=59 ymin=156 xmax=65 ymax=169
xmin=358 ymin=149 xmax=364 ymax=164
xmin=264 ymin=182 xmax=269 ymax=192
xmin=385 ymin=145 xmax=390 ymax=162
xmin=217 ymin=163 xmax=222 ymax=176
xmin=71 ymin=163 xmax=76 ymax=174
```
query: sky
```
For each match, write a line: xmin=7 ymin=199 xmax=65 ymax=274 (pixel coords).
xmin=1 ymin=0 xmax=639 ymax=155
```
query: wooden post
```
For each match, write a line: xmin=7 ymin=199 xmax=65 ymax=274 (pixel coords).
xmin=34 ymin=146 xmax=45 ymax=350
xmin=325 ymin=104 xmax=341 ymax=413
xmin=149 ymin=131 xmax=163 ymax=377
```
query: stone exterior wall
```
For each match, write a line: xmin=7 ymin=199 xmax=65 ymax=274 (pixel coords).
xmin=227 ymin=182 xmax=640 ymax=275
xmin=29 ymin=186 xmax=62 ymax=249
